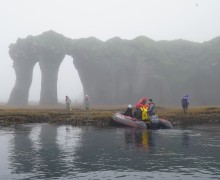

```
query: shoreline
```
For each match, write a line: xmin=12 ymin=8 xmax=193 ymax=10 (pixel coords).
xmin=0 ymin=105 xmax=220 ymax=127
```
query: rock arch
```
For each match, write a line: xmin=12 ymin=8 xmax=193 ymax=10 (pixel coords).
xmin=7 ymin=31 xmax=220 ymax=106
xmin=7 ymin=30 xmax=114 ymax=106
xmin=8 ymin=30 xmax=149 ymax=106
xmin=57 ymin=55 xmax=83 ymax=103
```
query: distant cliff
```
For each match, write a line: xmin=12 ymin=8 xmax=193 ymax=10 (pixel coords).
xmin=8 ymin=30 xmax=220 ymax=106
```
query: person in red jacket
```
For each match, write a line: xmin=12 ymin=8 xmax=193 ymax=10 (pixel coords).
xmin=134 ymin=97 xmax=148 ymax=120
xmin=136 ymin=97 xmax=147 ymax=108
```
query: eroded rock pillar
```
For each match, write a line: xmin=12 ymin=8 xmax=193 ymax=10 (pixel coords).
xmin=8 ymin=59 xmax=36 ymax=105
xmin=39 ymin=53 xmax=64 ymax=105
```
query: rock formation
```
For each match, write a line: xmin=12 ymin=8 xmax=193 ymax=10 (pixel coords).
xmin=7 ymin=31 xmax=220 ymax=106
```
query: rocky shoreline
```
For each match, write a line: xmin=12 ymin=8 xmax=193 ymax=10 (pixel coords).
xmin=0 ymin=106 xmax=220 ymax=127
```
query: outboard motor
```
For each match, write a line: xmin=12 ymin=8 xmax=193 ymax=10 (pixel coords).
xmin=150 ymin=115 xmax=160 ymax=124
xmin=150 ymin=115 xmax=160 ymax=129
xmin=150 ymin=115 xmax=173 ymax=129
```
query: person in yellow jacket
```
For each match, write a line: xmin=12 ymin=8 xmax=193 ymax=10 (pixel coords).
xmin=140 ymin=105 xmax=150 ymax=122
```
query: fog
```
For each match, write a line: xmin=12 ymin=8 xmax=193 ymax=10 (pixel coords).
xmin=28 ymin=56 xmax=83 ymax=104
xmin=1 ymin=0 xmax=220 ymax=104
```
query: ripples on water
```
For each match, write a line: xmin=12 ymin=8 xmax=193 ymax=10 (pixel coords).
xmin=0 ymin=123 xmax=219 ymax=179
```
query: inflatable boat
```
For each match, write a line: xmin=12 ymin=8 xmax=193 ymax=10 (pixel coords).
xmin=112 ymin=112 xmax=147 ymax=129
xmin=112 ymin=112 xmax=173 ymax=129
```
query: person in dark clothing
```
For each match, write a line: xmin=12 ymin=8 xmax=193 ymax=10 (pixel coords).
xmin=124 ymin=104 xmax=133 ymax=117
xmin=133 ymin=104 xmax=142 ymax=120
xmin=148 ymin=99 xmax=156 ymax=117
xmin=181 ymin=94 xmax=189 ymax=113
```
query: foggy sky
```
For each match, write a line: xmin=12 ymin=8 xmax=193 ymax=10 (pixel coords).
xmin=1 ymin=0 xmax=220 ymax=103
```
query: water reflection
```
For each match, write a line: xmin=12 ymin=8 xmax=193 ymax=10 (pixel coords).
xmin=9 ymin=124 xmax=36 ymax=174
xmin=9 ymin=124 xmax=82 ymax=179
xmin=182 ymin=131 xmax=190 ymax=147
xmin=1 ymin=124 xmax=219 ymax=179
xmin=29 ymin=125 xmax=42 ymax=151
xmin=124 ymin=129 xmax=156 ymax=150
xmin=36 ymin=124 xmax=66 ymax=178
xmin=56 ymin=125 xmax=81 ymax=170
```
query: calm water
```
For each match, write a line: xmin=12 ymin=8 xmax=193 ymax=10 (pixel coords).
xmin=0 ymin=123 xmax=219 ymax=180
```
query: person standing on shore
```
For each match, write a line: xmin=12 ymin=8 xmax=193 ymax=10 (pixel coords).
xmin=65 ymin=96 xmax=71 ymax=111
xmin=181 ymin=94 xmax=189 ymax=113
xmin=84 ymin=95 xmax=90 ymax=110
